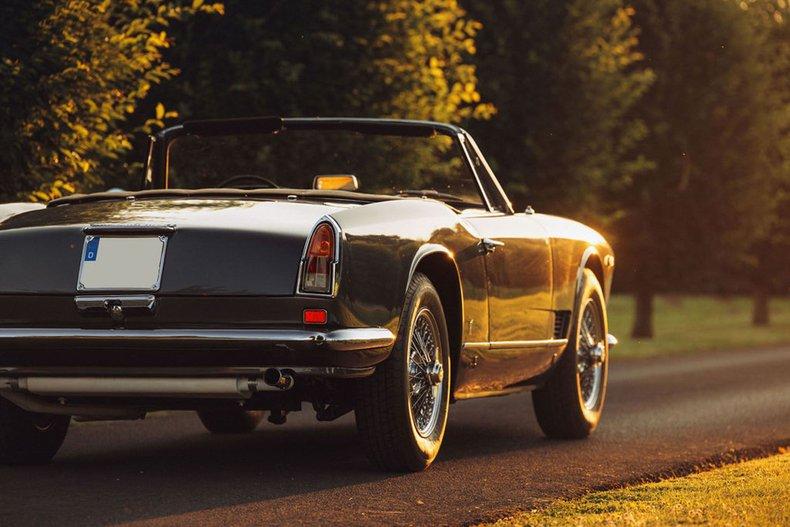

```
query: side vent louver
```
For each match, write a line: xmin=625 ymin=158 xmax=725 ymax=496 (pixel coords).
xmin=553 ymin=311 xmax=571 ymax=339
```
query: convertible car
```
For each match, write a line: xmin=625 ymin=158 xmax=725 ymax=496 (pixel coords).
xmin=0 ymin=117 xmax=616 ymax=472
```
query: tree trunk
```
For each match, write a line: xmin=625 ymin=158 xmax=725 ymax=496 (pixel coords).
xmin=752 ymin=290 xmax=769 ymax=326
xmin=631 ymin=288 xmax=654 ymax=339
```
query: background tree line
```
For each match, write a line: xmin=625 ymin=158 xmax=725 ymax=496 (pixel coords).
xmin=1 ymin=0 xmax=788 ymax=337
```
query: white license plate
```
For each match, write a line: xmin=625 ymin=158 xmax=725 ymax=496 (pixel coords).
xmin=77 ymin=236 xmax=167 ymax=292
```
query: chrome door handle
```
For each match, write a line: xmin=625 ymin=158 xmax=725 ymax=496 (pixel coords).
xmin=479 ymin=238 xmax=505 ymax=254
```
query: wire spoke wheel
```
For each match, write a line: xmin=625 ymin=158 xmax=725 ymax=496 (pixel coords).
xmin=532 ymin=269 xmax=608 ymax=439
xmin=355 ymin=273 xmax=450 ymax=472
xmin=576 ymin=298 xmax=605 ymax=410
xmin=408 ymin=308 xmax=444 ymax=438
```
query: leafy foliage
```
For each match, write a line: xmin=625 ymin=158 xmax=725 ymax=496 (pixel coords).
xmin=0 ymin=0 xmax=222 ymax=202
xmin=119 ymin=0 xmax=493 ymax=195
xmin=740 ymin=0 xmax=790 ymax=298
xmin=463 ymin=0 xmax=654 ymax=219
xmin=371 ymin=0 xmax=495 ymax=122
xmin=140 ymin=0 xmax=491 ymax=124
xmin=617 ymin=0 xmax=780 ymax=294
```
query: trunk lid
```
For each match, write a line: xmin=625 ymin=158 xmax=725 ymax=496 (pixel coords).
xmin=0 ymin=198 xmax=342 ymax=296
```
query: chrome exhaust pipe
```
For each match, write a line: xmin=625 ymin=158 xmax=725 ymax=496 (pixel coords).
xmin=262 ymin=368 xmax=295 ymax=390
xmin=0 ymin=390 xmax=145 ymax=418
xmin=0 ymin=374 xmax=294 ymax=399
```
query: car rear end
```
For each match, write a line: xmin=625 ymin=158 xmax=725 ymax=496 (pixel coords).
xmin=0 ymin=197 xmax=393 ymax=419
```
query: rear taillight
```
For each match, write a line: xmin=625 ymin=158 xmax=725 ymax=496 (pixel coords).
xmin=299 ymin=222 xmax=336 ymax=295
xmin=303 ymin=308 xmax=328 ymax=325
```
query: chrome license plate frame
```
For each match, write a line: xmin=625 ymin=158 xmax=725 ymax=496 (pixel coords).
xmin=76 ymin=235 xmax=168 ymax=293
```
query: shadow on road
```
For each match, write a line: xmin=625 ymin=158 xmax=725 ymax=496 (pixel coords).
xmin=0 ymin=400 xmax=550 ymax=526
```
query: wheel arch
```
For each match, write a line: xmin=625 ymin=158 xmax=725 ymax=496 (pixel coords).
xmin=583 ymin=250 xmax=605 ymax=299
xmin=407 ymin=245 xmax=464 ymax=394
xmin=566 ymin=246 xmax=608 ymax=338
xmin=575 ymin=246 xmax=606 ymax=304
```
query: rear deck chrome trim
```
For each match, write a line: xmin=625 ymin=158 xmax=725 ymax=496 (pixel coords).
xmin=83 ymin=224 xmax=176 ymax=235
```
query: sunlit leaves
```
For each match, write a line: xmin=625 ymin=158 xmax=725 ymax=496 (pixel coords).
xmin=372 ymin=0 xmax=495 ymax=122
xmin=0 ymin=0 xmax=223 ymax=201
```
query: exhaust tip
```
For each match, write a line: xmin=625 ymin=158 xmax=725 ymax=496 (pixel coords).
xmin=263 ymin=368 xmax=294 ymax=390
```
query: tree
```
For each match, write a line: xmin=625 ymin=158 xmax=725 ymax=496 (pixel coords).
xmin=135 ymin=0 xmax=492 ymax=126
xmin=0 ymin=0 xmax=223 ymax=202
xmin=621 ymin=0 xmax=777 ymax=337
xmin=740 ymin=0 xmax=790 ymax=326
xmin=105 ymin=0 xmax=495 ymax=194
xmin=462 ymin=0 xmax=654 ymax=221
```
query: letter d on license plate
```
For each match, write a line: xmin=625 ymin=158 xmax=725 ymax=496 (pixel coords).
xmin=77 ymin=236 xmax=167 ymax=292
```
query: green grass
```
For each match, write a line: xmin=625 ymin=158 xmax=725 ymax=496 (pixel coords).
xmin=484 ymin=451 xmax=790 ymax=527
xmin=608 ymin=295 xmax=790 ymax=359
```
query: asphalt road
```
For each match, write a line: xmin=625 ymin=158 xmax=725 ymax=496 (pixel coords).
xmin=1 ymin=347 xmax=788 ymax=526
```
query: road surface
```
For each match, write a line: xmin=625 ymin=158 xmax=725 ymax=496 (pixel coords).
xmin=1 ymin=347 xmax=788 ymax=526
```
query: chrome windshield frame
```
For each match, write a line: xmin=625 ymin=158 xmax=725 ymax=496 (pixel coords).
xmin=143 ymin=116 xmax=513 ymax=214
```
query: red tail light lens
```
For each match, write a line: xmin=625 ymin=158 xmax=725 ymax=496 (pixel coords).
xmin=303 ymin=308 xmax=328 ymax=325
xmin=300 ymin=222 xmax=336 ymax=294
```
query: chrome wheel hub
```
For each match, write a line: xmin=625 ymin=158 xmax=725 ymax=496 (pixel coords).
xmin=576 ymin=299 xmax=605 ymax=410
xmin=427 ymin=362 xmax=444 ymax=386
xmin=408 ymin=308 xmax=444 ymax=437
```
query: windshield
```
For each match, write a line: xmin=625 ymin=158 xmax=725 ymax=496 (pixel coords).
xmin=166 ymin=130 xmax=485 ymax=208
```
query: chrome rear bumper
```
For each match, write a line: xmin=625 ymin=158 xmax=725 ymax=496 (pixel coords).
xmin=0 ymin=327 xmax=394 ymax=352
xmin=0 ymin=326 xmax=395 ymax=369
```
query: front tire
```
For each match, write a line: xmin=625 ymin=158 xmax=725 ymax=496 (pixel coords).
xmin=0 ymin=398 xmax=70 ymax=464
xmin=197 ymin=409 xmax=264 ymax=434
xmin=532 ymin=268 xmax=609 ymax=439
xmin=355 ymin=273 xmax=451 ymax=472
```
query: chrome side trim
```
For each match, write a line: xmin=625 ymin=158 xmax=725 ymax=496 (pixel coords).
xmin=0 ymin=327 xmax=395 ymax=352
xmin=490 ymin=338 xmax=568 ymax=350
xmin=454 ymin=385 xmax=535 ymax=400
xmin=463 ymin=339 xmax=568 ymax=351
xmin=75 ymin=295 xmax=156 ymax=312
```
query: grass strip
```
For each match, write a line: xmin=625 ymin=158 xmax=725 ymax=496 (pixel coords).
xmin=484 ymin=448 xmax=789 ymax=527
xmin=608 ymin=295 xmax=790 ymax=358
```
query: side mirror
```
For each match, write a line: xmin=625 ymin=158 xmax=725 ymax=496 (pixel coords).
xmin=312 ymin=175 xmax=359 ymax=191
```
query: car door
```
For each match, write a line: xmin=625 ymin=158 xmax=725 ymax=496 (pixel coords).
xmin=463 ymin=212 xmax=553 ymax=339
xmin=457 ymin=135 xmax=555 ymax=392
xmin=460 ymin=211 xmax=555 ymax=392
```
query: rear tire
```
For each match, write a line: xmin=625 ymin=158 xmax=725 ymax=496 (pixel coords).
xmin=0 ymin=397 xmax=70 ymax=464
xmin=532 ymin=269 xmax=609 ymax=439
xmin=355 ymin=273 xmax=451 ymax=472
xmin=197 ymin=409 xmax=264 ymax=434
